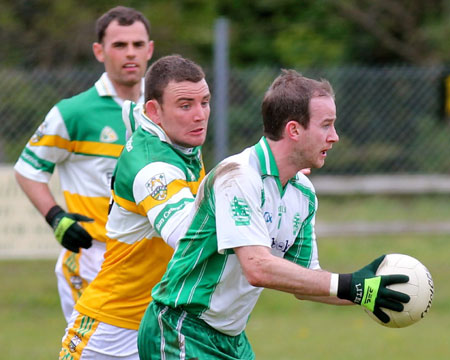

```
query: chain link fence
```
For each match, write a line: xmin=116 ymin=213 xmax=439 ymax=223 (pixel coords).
xmin=204 ymin=65 xmax=450 ymax=174
xmin=1 ymin=65 xmax=450 ymax=173
xmin=1 ymin=65 xmax=450 ymax=258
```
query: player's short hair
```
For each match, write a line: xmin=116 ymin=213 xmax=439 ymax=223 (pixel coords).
xmin=96 ymin=6 xmax=150 ymax=43
xmin=262 ymin=69 xmax=335 ymax=141
xmin=145 ymin=55 xmax=205 ymax=104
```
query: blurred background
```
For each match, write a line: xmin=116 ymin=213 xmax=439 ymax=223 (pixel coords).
xmin=1 ymin=0 xmax=450 ymax=257
xmin=0 ymin=1 xmax=449 ymax=359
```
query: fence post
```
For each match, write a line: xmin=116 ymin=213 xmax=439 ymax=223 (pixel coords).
xmin=213 ymin=17 xmax=229 ymax=163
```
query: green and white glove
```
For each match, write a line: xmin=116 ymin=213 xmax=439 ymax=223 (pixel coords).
xmin=45 ymin=205 xmax=93 ymax=253
xmin=337 ymin=255 xmax=410 ymax=323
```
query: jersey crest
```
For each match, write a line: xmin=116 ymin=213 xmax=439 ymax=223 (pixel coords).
xmin=146 ymin=173 xmax=168 ymax=200
xmin=100 ymin=126 xmax=118 ymax=143
xmin=30 ymin=123 xmax=47 ymax=143
xmin=230 ymin=196 xmax=251 ymax=226
xmin=293 ymin=212 xmax=302 ymax=235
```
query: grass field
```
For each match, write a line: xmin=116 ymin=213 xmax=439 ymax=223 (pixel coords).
xmin=248 ymin=234 xmax=449 ymax=360
xmin=1 ymin=195 xmax=449 ymax=359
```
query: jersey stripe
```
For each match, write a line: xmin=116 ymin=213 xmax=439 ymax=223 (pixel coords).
xmin=63 ymin=192 xmax=111 ymax=242
xmin=20 ymin=147 xmax=55 ymax=172
xmin=113 ymin=192 xmax=145 ymax=215
xmin=30 ymin=135 xmax=122 ymax=158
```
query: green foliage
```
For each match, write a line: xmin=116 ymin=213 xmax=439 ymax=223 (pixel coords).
xmin=2 ymin=0 xmax=450 ymax=68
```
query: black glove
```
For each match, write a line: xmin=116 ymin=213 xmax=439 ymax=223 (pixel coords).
xmin=45 ymin=205 xmax=93 ymax=253
xmin=337 ymin=255 xmax=410 ymax=323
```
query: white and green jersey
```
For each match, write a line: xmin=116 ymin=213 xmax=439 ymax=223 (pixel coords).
xmin=151 ymin=137 xmax=320 ymax=336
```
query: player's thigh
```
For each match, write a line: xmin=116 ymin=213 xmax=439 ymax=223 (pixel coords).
xmin=138 ymin=302 xmax=254 ymax=360
xmin=60 ymin=311 xmax=138 ymax=360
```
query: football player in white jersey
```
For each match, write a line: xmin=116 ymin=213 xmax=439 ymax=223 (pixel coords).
xmin=138 ymin=69 xmax=411 ymax=360
xmin=14 ymin=6 xmax=153 ymax=323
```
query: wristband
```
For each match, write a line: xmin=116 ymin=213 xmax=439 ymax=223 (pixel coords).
xmin=336 ymin=273 xmax=352 ymax=299
xmin=45 ymin=205 xmax=64 ymax=226
xmin=329 ymin=273 xmax=339 ymax=296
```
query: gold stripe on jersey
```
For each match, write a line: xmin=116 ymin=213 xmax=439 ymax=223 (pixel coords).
xmin=29 ymin=135 xmax=123 ymax=157
xmin=63 ymin=192 xmax=111 ymax=242
xmin=139 ymin=179 xmax=190 ymax=212
xmin=73 ymin=141 xmax=123 ymax=157
xmin=183 ymin=171 xmax=205 ymax=197
xmin=112 ymin=191 xmax=145 ymax=216
xmin=30 ymin=134 xmax=72 ymax=150
xmin=112 ymin=178 xmax=200 ymax=216
xmin=60 ymin=314 xmax=100 ymax=359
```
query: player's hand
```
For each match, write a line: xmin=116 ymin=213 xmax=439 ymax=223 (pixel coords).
xmin=45 ymin=205 xmax=93 ymax=253
xmin=337 ymin=255 xmax=410 ymax=323
xmin=300 ymin=168 xmax=311 ymax=175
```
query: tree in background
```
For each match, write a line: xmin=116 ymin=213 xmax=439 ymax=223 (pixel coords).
xmin=1 ymin=0 xmax=450 ymax=68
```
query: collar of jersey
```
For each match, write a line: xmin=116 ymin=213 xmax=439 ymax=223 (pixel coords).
xmin=255 ymin=136 xmax=280 ymax=178
xmin=95 ymin=72 xmax=145 ymax=103
xmin=256 ymin=136 xmax=295 ymax=196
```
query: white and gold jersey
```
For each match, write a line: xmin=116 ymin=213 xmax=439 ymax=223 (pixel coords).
xmin=75 ymin=106 xmax=205 ymax=330
xmin=14 ymin=73 xmax=144 ymax=242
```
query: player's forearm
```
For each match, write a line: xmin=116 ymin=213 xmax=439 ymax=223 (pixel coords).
xmin=294 ymin=294 xmax=353 ymax=305
xmin=15 ymin=171 xmax=57 ymax=217
xmin=235 ymin=245 xmax=332 ymax=297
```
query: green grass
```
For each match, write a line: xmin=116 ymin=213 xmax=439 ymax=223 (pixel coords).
xmin=248 ymin=234 xmax=450 ymax=360
xmin=1 ymin=195 xmax=449 ymax=359
xmin=316 ymin=194 xmax=450 ymax=222
xmin=0 ymin=260 xmax=66 ymax=359
xmin=1 ymin=235 xmax=448 ymax=360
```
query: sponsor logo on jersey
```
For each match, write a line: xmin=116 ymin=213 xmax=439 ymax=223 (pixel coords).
xmin=230 ymin=196 xmax=251 ymax=226
xmin=126 ymin=136 xmax=133 ymax=152
xmin=264 ymin=211 xmax=273 ymax=223
xmin=70 ymin=276 xmax=83 ymax=290
xmin=105 ymin=169 xmax=113 ymax=187
xmin=271 ymin=238 xmax=291 ymax=253
xmin=69 ymin=335 xmax=82 ymax=352
xmin=293 ymin=212 xmax=301 ymax=235
xmin=146 ymin=173 xmax=168 ymax=200
xmin=155 ymin=201 xmax=187 ymax=232
xmin=30 ymin=123 xmax=47 ymax=143
xmin=21 ymin=152 xmax=41 ymax=167
xmin=100 ymin=126 xmax=118 ymax=143
xmin=277 ymin=205 xmax=286 ymax=229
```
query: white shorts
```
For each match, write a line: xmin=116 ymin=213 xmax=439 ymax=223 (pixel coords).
xmin=60 ymin=310 xmax=138 ymax=360
xmin=55 ymin=240 xmax=106 ymax=322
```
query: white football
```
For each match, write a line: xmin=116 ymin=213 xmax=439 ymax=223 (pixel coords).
xmin=365 ymin=253 xmax=434 ymax=328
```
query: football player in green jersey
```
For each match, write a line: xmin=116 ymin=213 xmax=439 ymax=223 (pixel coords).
xmin=138 ymin=70 xmax=410 ymax=360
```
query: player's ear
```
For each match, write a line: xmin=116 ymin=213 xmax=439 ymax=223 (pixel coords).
xmin=286 ymin=120 xmax=301 ymax=139
xmin=92 ymin=42 xmax=104 ymax=63
xmin=145 ymin=100 xmax=161 ymax=125
xmin=147 ymin=40 xmax=154 ymax=61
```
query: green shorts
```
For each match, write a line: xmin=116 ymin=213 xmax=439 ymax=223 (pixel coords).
xmin=138 ymin=301 xmax=255 ymax=360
